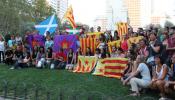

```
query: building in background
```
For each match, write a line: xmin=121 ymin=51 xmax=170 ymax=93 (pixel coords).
xmin=106 ymin=0 xmax=128 ymax=31
xmin=46 ymin=0 xmax=68 ymax=19
xmin=93 ymin=16 xmax=108 ymax=32
xmin=123 ymin=0 xmax=175 ymax=30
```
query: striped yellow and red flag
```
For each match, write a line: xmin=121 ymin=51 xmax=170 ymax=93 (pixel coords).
xmin=87 ymin=32 xmax=103 ymax=39
xmin=80 ymin=37 xmax=97 ymax=55
xmin=93 ymin=58 xmax=128 ymax=79
xmin=108 ymin=40 xmax=121 ymax=53
xmin=116 ymin=22 xmax=128 ymax=38
xmin=63 ymin=5 xmax=76 ymax=29
xmin=73 ymin=56 xmax=97 ymax=73
xmin=128 ymin=36 xmax=144 ymax=44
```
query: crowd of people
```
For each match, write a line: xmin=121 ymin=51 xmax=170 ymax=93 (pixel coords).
xmin=0 ymin=25 xmax=175 ymax=100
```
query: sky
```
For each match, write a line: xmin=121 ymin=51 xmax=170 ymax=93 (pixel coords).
xmin=69 ymin=0 xmax=175 ymax=27
xmin=69 ymin=0 xmax=106 ymax=26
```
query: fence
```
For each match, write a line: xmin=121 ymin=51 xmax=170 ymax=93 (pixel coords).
xmin=0 ymin=80 xmax=157 ymax=100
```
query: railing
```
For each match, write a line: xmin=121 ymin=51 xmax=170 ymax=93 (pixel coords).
xmin=0 ymin=80 xmax=157 ymax=100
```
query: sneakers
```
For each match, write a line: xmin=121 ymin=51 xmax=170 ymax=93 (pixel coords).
xmin=10 ymin=67 xmax=14 ymax=69
xmin=159 ymin=97 xmax=172 ymax=100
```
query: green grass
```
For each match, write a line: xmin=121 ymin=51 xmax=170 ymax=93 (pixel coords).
xmin=0 ymin=64 xmax=161 ymax=100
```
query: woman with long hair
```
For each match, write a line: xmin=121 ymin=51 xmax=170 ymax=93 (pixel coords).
xmin=36 ymin=46 xmax=45 ymax=68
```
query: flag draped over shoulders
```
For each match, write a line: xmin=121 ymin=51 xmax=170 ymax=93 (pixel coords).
xmin=108 ymin=40 xmax=121 ymax=53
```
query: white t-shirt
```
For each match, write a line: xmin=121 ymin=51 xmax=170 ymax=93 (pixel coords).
xmin=137 ymin=63 xmax=151 ymax=81
xmin=0 ymin=41 xmax=5 ymax=51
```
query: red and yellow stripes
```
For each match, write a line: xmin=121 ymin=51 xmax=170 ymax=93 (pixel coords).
xmin=73 ymin=56 xmax=97 ymax=73
xmin=116 ymin=22 xmax=128 ymax=38
xmin=93 ymin=58 xmax=128 ymax=79
xmin=80 ymin=37 xmax=97 ymax=55
xmin=64 ymin=5 xmax=76 ymax=29
xmin=108 ymin=40 xmax=121 ymax=53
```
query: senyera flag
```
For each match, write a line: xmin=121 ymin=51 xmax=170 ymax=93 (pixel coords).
xmin=93 ymin=58 xmax=128 ymax=79
xmin=116 ymin=22 xmax=128 ymax=38
xmin=35 ymin=14 xmax=58 ymax=36
xmin=73 ymin=56 xmax=97 ymax=73
xmin=79 ymin=37 xmax=97 ymax=55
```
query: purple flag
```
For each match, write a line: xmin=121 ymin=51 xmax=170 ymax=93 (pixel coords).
xmin=26 ymin=34 xmax=33 ymax=49
xmin=32 ymin=34 xmax=45 ymax=48
xmin=53 ymin=34 xmax=78 ymax=54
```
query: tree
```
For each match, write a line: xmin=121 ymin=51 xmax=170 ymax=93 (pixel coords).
xmin=32 ymin=0 xmax=55 ymax=23
xmin=0 ymin=0 xmax=55 ymax=34
xmin=164 ymin=20 xmax=174 ymax=28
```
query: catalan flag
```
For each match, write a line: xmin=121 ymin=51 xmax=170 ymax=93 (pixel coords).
xmin=63 ymin=5 xmax=76 ymax=29
xmin=128 ymin=36 xmax=144 ymax=44
xmin=80 ymin=37 xmax=97 ymax=55
xmin=116 ymin=22 xmax=128 ymax=38
xmin=93 ymin=58 xmax=128 ymax=79
xmin=74 ymin=56 xmax=97 ymax=73
xmin=87 ymin=32 xmax=103 ymax=39
xmin=108 ymin=40 xmax=121 ymax=53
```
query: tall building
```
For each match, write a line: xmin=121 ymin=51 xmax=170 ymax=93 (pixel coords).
xmin=46 ymin=0 xmax=68 ymax=19
xmin=123 ymin=0 xmax=175 ymax=30
xmin=106 ymin=0 xmax=128 ymax=31
xmin=94 ymin=16 xmax=108 ymax=32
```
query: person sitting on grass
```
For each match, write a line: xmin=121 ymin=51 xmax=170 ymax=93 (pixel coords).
xmin=100 ymin=48 xmax=107 ymax=59
xmin=123 ymin=55 xmax=151 ymax=96
xmin=85 ymin=47 xmax=93 ymax=56
xmin=110 ymin=46 xmax=117 ymax=58
xmin=116 ymin=47 xmax=125 ymax=58
xmin=74 ymin=47 xmax=82 ymax=65
xmin=10 ymin=45 xmax=23 ymax=69
xmin=94 ymin=48 xmax=101 ymax=59
xmin=158 ymin=53 xmax=175 ymax=100
xmin=45 ymin=47 xmax=53 ymax=67
xmin=150 ymin=55 xmax=169 ymax=99
xmin=4 ymin=48 xmax=13 ymax=65
xmin=36 ymin=46 xmax=45 ymax=68
xmin=50 ymin=48 xmax=67 ymax=69
xmin=13 ymin=51 xmax=31 ymax=69
xmin=31 ymin=46 xmax=38 ymax=67
xmin=65 ymin=48 xmax=75 ymax=70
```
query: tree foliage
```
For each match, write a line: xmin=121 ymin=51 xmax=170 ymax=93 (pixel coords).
xmin=0 ymin=0 xmax=54 ymax=34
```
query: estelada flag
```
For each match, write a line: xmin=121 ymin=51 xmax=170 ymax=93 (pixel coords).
xmin=73 ymin=56 xmax=97 ymax=73
xmin=93 ymin=58 xmax=128 ymax=79
xmin=63 ymin=5 xmax=76 ymax=29
xmin=80 ymin=37 xmax=97 ymax=55
xmin=116 ymin=22 xmax=128 ymax=38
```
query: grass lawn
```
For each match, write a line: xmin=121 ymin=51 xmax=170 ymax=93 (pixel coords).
xmin=0 ymin=64 xmax=165 ymax=100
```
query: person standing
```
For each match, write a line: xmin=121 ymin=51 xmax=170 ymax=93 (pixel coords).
xmin=0 ymin=36 xmax=5 ymax=63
